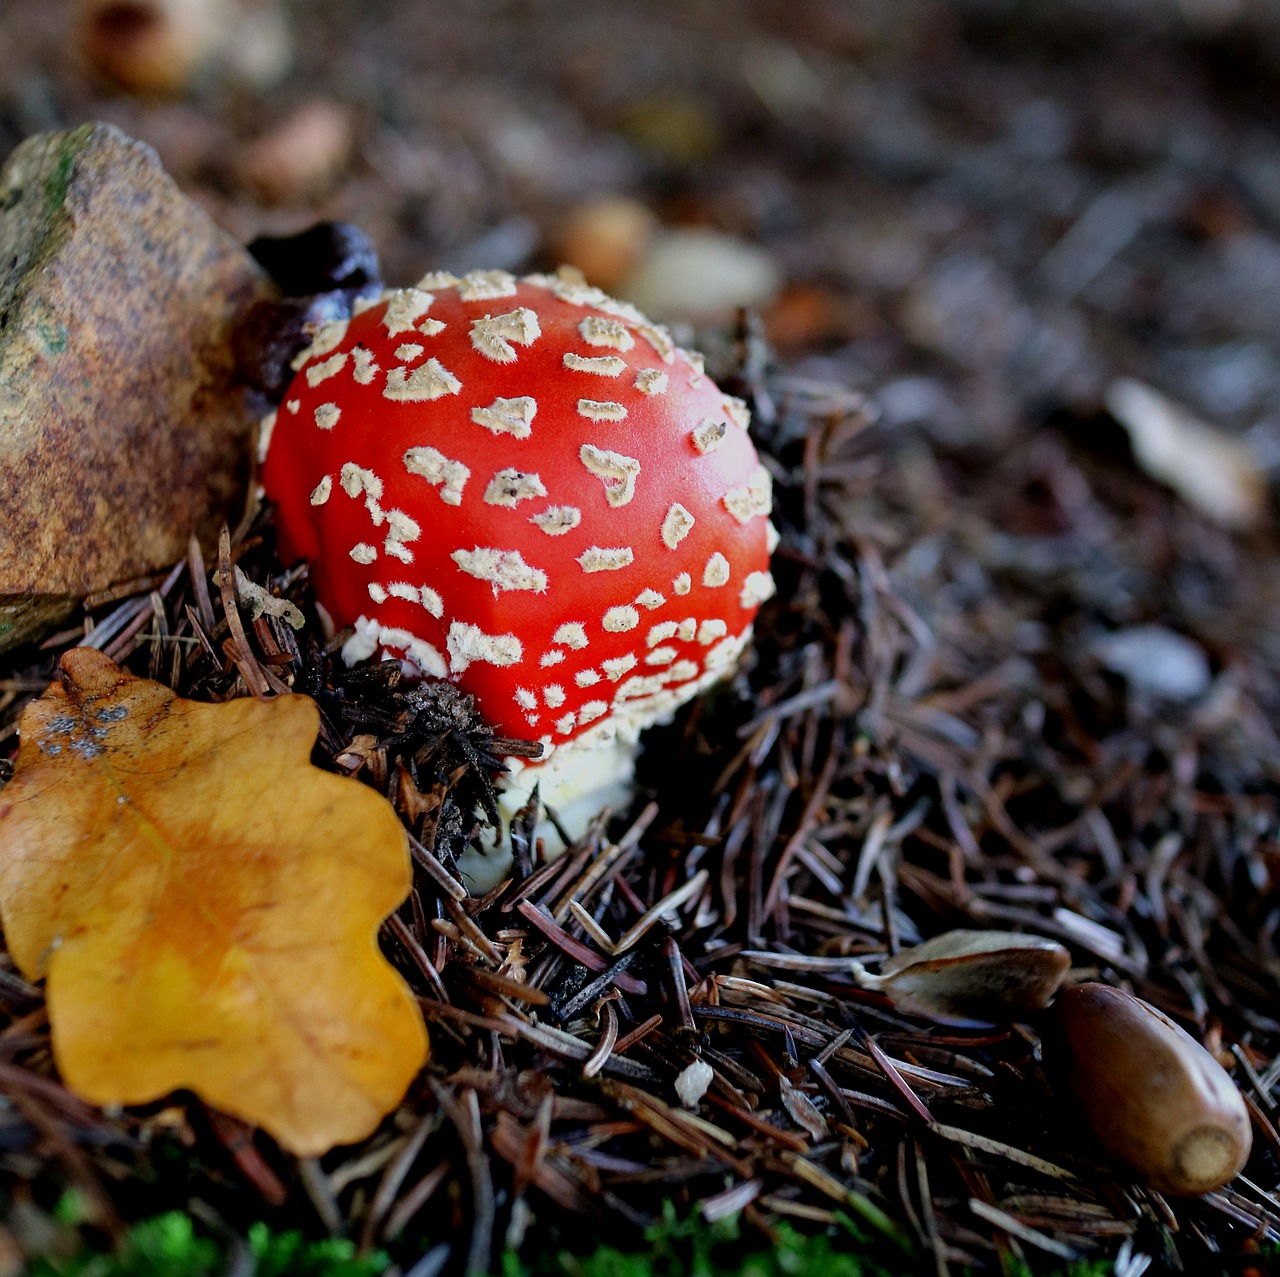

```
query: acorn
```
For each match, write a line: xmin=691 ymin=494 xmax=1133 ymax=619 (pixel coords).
xmin=851 ymin=929 xmax=1071 ymax=1026
xmin=1054 ymin=983 xmax=1252 ymax=1196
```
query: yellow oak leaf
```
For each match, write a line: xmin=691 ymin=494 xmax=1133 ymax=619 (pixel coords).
xmin=0 ymin=648 xmax=427 ymax=1156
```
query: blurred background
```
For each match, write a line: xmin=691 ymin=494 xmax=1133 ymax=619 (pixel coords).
xmin=7 ymin=0 xmax=1280 ymax=710
xmin=6 ymin=0 xmax=1280 ymax=462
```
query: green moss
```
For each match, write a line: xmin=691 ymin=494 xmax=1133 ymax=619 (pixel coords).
xmin=503 ymin=1204 xmax=901 ymax=1277
xmin=0 ymin=128 xmax=82 ymax=366
xmin=42 ymin=143 xmax=76 ymax=216
xmin=19 ymin=1199 xmax=1132 ymax=1277
xmin=25 ymin=1211 xmax=386 ymax=1277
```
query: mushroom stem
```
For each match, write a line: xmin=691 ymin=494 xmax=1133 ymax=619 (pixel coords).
xmin=456 ymin=736 xmax=639 ymax=889
xmin=262 ymin=270 xmax=777 ymax=878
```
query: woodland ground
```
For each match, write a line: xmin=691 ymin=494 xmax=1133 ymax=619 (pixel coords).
xmin=7 ymin=2 xmax=1280 ymax=1275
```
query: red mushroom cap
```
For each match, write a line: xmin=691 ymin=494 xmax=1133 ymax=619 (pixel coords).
xmin=261 ymin=269 xmax=777 ymax=759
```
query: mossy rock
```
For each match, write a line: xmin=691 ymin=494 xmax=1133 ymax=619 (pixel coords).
xmin=0 ymin=123 xmax=273 ymax=656
xmin=0 ymin=595 xmax=77 ymax=654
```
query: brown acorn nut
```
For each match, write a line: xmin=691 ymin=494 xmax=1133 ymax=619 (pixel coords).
xmin=1054 ymin=983 xmax=1252 ymax=1196
xmin=852 ymin=930 xmax=1071 ymax=1026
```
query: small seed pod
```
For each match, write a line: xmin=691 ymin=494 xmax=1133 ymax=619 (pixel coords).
xmin=852 ymin=929 xmax=1071 ymax=1026
xmin=1054 ymin=983 xmax=1252 ymax=1196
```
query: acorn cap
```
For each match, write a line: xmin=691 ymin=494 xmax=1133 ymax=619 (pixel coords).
xmin=261 ymin=268 xmax=777 ymax=762
xmin=859 ymin=929 xmax=1071 ymax=1026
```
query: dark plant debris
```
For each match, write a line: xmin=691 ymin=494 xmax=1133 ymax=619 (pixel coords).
xmin=3 ymin=313 xmax=1280 ymax=1275
xmin=7 ymin=1 xmax=1280 ymax=1275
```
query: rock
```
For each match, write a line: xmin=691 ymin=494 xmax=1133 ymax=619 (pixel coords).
xmin=0 ymin=123 xmax=273 ymax=654
xmin=220 ymin=0 xmax=293 ymax=89
xmin=674 ymin=1059 xmax=714 ymax=1109
xmin=0 ymin=597 xmax=78 ymax=654
xmin=552 ymin=196 xmax=656 ymax=293
xmin=240 ymin=101 xmax=355 ymax=205
xmin=617 ymin=226 xmax=782 ymax=324
xmin=1090 ymin=625 xmax=1212 ymax=701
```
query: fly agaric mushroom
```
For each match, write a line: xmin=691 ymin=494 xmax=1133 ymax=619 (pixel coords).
xmin=261 ymin=268 xmax=777 ymax=852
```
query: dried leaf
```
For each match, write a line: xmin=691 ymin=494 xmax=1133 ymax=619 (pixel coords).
xmin=233 ymin=566 xmax=305 ymax=628
xmin=1104 ymin=377 xmax=1266 ymax=530
xmin=0 ymin=649 xmax=427 ymax=1156
xmin=778 ymin=1075 xmax=830 ymax=1141
xmin=854 ymin=929 xmax=1071 ymax=1026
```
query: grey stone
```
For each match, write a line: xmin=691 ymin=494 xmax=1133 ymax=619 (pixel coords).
xmin=1091 ymin=625 xmax=1212 ymax=701
xmin=0 ymin=122 xmax=273 ymax=653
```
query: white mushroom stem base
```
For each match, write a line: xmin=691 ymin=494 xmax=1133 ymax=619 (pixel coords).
xmin=454 ymin=732 xmax=639 ymax=891
xmin=398 ymin=627 xmax=754 ymax=891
